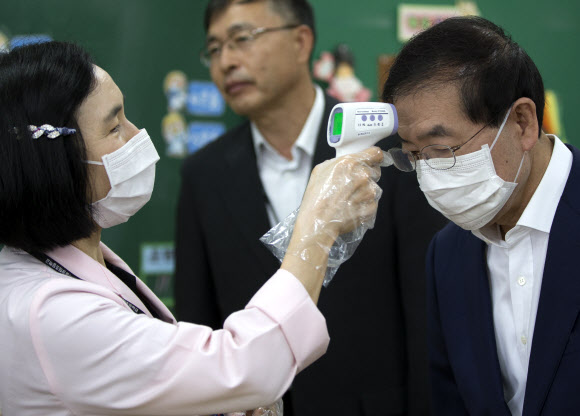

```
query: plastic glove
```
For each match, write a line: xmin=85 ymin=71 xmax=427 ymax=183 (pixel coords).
xmin=295 ymin=147 xmax=382 ymax=239
xmin=262 ymin=147 xmax=383 ymax=290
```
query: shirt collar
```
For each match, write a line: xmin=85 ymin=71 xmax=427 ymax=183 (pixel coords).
xmin=517 ymin=135 xmax=572 ymax=232
xmin=251 ymin=84 xmax=324 ymax=158
xmin=473 ymin=135 xmax=572 ymax=244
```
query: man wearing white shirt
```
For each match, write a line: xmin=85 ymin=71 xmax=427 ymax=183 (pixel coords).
xmin=381 ymin=15 xmax=580 ymax=415
xmin=174 ymin=1 xmax=448 ymax=415
xmin=252 ymin=84 xmax=324 ymax=226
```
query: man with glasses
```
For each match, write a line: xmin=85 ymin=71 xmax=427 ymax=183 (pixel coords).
xmin=382 ymin=15 xmax=580 ymax=415
xmin=174 ymin=1 xmax=447 ymax=415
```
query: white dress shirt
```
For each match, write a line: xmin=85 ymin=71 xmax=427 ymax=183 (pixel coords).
xmin=252 ymin=84 xmax=325 ymax=226
xmin=472 ymin=135 xmax=572 ymax=415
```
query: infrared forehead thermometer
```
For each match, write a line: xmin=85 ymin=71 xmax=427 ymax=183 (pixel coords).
xmin=327 ymin=102 xmax=398 ymax=158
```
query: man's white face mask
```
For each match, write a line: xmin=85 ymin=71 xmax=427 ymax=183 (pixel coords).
xmin=416 ymin=106 xmax=525 ymax=230
xmin=85 ymin=129 xmax=160 ymax=228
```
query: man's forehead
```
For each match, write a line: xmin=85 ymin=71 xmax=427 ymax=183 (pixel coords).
xmin=395 ymin=84 xmax=463 ymax=120
xmin=394 ymin=88 xmax=469 ymax=143
xmin=395 ymin=81 xmax=460 ymax=104
xmin=208 ymin=0 xmax=279 ymax=32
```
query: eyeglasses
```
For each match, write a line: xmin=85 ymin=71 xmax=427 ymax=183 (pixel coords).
xmin=200 ymin=24 xmax=300 ymax=67
xmin=387 ymin=123 xmax=490 ymax=172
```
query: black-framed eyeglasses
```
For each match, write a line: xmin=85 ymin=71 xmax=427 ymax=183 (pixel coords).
xmin=200 ymin=24 xmax=300 ymax=67
xmin=387 ymin=123 xmax=490 ymax=172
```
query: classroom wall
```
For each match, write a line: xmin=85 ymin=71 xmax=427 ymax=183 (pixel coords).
xmin=1 ymin=0 xmax=578 ymax=305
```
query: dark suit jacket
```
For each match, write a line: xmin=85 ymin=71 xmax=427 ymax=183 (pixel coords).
xmin=174 ymin=94 xmax=448 ymax=416
xmin=426 ymin=144 xmax=580 ymax=415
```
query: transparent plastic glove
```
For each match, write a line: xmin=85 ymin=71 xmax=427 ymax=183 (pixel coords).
xmin=261 ymin=147 xmax=383 ymax=286
xmin=381 ymin=150 xmax=394 ymax=168
xmin=212 ymin=398 xmax=283 ymax=416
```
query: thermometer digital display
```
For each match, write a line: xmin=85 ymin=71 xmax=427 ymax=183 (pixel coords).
xmin=327 ymin=102 xmax=398 ymax=158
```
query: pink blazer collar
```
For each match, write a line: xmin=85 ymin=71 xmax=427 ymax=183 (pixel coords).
xmin=46 ymin=243 xmax=176 ymax=323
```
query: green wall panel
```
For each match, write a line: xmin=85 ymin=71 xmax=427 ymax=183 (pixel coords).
xmin=1 ymin=0 xmax=578 ymax=292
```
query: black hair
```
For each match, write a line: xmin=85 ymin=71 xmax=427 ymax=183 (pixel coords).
xmin=333 ymin=43 xmax=355 ymax=68
xmin=204 ymin=0 xmax=316 ymax=45
xmin=0 ymin=41 xmax=98 ymax=252
xmin=382 ymin=16 xmax=545 ymax=134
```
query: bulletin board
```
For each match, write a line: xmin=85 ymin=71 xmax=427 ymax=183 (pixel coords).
xmin=1 ymin=0 xmax=578 ymax=308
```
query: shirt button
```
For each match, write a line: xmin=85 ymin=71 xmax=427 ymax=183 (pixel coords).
xmin=521 ymin=335 xmax=527 ymax=345
xmin=518 ymin=276 xmax=526 ymax=286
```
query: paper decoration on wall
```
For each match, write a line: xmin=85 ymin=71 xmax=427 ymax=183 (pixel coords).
xmin=140 ymin=242 xmax=175 ymax=310
xmin=455 ymin=1 xmax=481 ymax=16
xmin=161 ymin=112 xmax=188 ymax=158
xmin=10 ymin=34 xmax=52 ymax=48
xmin=186 ymin=121 xmax=226 ymax=154
xmin=186 ymin=80 xmax=225 ymax=117
xmin=313 ymin=43 xmax=371 ymax=102
xmin=162 ymin=72 xmax=226 ymax=157
xmin=0 ymin=31 xmax=9 ymax=53
xmin=0 ymin=29 xmax=52 ymax=52
xmin=163 ymin=70 xmax=188 ymax=112
xmin=543 ymin=89 xmax=566 ymax=142
xmin=397 ymin=2 xmax=480 ymax=42
xmin=313 ymin=51 xmax=335 ymax=82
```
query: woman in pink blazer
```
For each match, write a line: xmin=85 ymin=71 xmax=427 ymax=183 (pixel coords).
xmin=0 ymin=41 xmax=383 ymax=415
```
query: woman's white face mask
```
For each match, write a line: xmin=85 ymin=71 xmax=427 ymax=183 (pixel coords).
xmin=416 ymin=106 xmax=525 ymax=230
xmin=85 ymin=129 xmax=160 ymax=228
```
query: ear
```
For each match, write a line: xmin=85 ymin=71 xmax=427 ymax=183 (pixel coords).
xmin=512 ymin=97 xmax=539 ymax=152
xmin=294 ymin=25 xmax=314 ymax=65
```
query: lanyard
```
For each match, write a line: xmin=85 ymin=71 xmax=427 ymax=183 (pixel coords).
xmin=29 ymin=251 xmax=146 ymax=315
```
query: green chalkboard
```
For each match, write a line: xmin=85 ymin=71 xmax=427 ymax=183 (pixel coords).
xmin=1 ymin=0 xmax=578 ymax=305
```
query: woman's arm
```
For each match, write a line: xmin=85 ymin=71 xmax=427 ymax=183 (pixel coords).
xmin=282 ymin=147 xmax=383 ymax=302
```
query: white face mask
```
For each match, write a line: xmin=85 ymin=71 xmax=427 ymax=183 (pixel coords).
xmin=86 ymin=129 xmax=160 ymax=228
xmin=416 ymin=106 xmax=525 ymax=230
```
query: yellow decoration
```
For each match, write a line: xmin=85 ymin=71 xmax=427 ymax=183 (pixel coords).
xmin=543 ymin=89 xmax=566 ymax=142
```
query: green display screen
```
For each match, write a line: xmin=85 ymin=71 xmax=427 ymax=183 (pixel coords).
xmin=333 ymin=112 xmax=343 ymax=135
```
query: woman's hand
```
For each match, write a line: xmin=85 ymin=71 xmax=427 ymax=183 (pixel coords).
xmin=296 ymin=146 xmax=383 ymax=242
xmin=281 ymin=147 xmax=384 ymax=302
